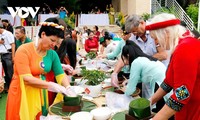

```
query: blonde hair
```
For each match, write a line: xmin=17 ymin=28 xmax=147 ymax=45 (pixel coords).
xmin=149 ymin=13 xmax=187 ymax=53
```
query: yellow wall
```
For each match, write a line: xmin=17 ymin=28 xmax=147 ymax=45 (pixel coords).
xmin=115 ymin=0 xmax=151 ymax=15
xmin=120 ymin=0 xmax=128 ymax=16
xmin=112 ymin=0 xmax=121 ymax=13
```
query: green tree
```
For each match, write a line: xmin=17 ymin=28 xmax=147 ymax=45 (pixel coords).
xmin=141 ymin=13 xmax=151 ymax=21
xmin=60 ymin=0 xmax=80 ymax=14
xmin=186 ymin=4 xmax=198 ymax=28
xmin=177 ymin=0 xmax=188 ymax=10
xmin=64 ymin=12 xmax=75 ymax=29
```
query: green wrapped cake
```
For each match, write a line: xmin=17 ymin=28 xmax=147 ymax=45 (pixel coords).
xmin=63 ymin=95 xmax=82 ymax=106
xmin=128 ymin=98 xmax=151 ymax=119
xmin=62 ymin=95 xmax=82 ymax=112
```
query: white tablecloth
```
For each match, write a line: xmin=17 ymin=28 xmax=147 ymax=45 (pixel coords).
xmin=80 ymin=14 xmax=109 ymax=26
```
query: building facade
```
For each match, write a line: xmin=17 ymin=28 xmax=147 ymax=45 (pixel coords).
xmin=112 ymin=0 xmax=151 ymax=16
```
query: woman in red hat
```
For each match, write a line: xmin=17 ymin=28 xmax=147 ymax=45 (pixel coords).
xmin=147 ymin=13 xmax=200 ymax=120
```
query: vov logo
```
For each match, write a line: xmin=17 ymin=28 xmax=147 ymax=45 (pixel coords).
xmin=7 ymin=7 xmax=40 ymax=18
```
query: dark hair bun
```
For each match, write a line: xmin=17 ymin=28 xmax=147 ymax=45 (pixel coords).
xmin=104 ymin=31 xmax=112 ymax=40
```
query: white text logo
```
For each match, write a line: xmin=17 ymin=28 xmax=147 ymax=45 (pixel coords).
xmin=7 ymin=7 xmax=40 ymax=18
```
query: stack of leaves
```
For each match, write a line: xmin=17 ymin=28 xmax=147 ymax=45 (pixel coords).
xmin=86 ymin=52 xmax=96 ymax=60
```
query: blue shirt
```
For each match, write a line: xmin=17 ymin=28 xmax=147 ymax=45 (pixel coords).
xmin=129 ymin=33 xmax=157 ymax=56
xmin=130 ymin=33 xmax=169 ymax=67
xmin=109 ymin=32 xmax=117 ymax=39
xmin=59 ymin=11 xmax=66 ymax=19
xmin=106 ymin=40 xmax=130 ymax=73
xmin=106 ymin=39 xmax=125 ymax=60
xmin=125 ymin=57 xmax=166 ymax=99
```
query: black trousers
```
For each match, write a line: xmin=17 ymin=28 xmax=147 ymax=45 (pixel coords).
xmin=1 ymin=53 xmax=13 ymax=89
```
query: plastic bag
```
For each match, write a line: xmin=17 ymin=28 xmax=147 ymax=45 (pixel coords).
xmin=105 ymin=92 xmax=134 ymax=113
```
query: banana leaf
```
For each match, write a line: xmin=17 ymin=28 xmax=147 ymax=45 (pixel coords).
xmin=111 ymin=111 xmax=127 ymax=120
xmin=50 ymin=100 xmax=97 ymax=116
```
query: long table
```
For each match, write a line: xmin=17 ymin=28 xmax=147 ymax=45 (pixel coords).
xmin=46 ymin=59 xmax=141 ymax=119
xmin=80 ymin=14 xmax=109 ymax=26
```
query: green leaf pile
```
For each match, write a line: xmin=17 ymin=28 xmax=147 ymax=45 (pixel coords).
xmin=86 ymin=52 xmax=96 ymax=59
xmin=81 ymin=69 xmax=106 ymax=86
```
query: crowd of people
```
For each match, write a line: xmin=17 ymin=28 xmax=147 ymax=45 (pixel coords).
xmin=0 ymin=9 xmax=199 ymax=120
xmin=1 ymin=3 xmax=117 ymax=27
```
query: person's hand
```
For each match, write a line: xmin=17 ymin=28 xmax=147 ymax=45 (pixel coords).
xmin=12 ymin=58 xmax=14 ymax=63
xmin=90 ymin=48 xmax=97 ymax=52
xmin=122 ymin=79 xmax=128 ymax=87
xmin=47 ymin=82 xmax=66 ymax=94
xmin=148 ymin=97 xmax=153 ymax=112
xmin=121 ymin=86 xmax=127 ymax=92
xmin=65 ymin=86 xmax=77 ymax=97
xmin=75 ymin=68 xmax=82 ymax=76
xmin=97 ymin=54 xmax=106 ymax=59
xmin=0 ymin=79 xmax=4 ymax=93
xmin=111 ymin=72 xmax=119 ymax=87
xmin=148 ymin=97 xmax=152 ymax=105
xmin=96 ymin=54 xmax=102 ymax=59
xmin=61 ymin=64 xmax=74 ymax=74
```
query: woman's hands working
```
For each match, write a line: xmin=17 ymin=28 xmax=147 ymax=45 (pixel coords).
xmin=111 ymin=72 xmax=119 ymax=87
xmin=48 ymin=82 xmax=76 ymax=97
xmin=61 ymin=64 xmax=74 ymax=74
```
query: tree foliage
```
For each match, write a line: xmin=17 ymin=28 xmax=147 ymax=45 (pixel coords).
xmin=186 ymin=4 xmax=199 ymax=28
xmin=60 ymin=0 xmax=80 ymax=14
xmin=141 ymin=13 xmax=151 ymax=21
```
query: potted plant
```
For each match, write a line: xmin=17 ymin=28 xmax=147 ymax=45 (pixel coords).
xmin=81 ymin=69 xmax=106 ymax=97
